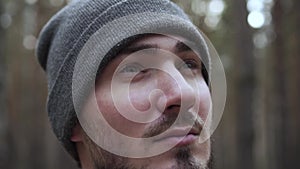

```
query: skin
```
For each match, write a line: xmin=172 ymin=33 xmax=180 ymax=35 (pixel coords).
xmin=71 ymin=35 xmax=212 ymax=169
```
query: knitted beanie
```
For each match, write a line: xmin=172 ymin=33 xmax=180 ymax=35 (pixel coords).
xmin=36 ymin=0 xmax=210 ymax=161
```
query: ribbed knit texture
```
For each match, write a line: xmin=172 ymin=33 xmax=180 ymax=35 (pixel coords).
xmin=36 ymin=0 xmax=210 ymax=161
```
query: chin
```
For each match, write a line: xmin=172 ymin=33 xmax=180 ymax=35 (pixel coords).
xmin=128 ymin=139 xmax=211 ymax=169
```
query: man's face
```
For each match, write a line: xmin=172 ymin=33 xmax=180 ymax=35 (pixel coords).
xmin=83 ymin=35 xmax=212 ymax=169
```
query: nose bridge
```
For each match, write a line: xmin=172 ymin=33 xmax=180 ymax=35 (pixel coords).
xmin=156 ymin=65 xmax=196 ymax=108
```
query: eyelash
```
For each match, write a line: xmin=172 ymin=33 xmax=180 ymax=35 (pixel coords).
xmin=117 ymin=59 xmax=201 ymax=81
xmin=118 ymin=63 xmax=147 ymax=74
xmin=179 ymin=59 xmax=201 ymax=70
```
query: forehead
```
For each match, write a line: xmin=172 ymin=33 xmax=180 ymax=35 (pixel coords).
xmin=126 ymin=34 xmax=187 ymax=51
xmin=130 ymin=34 xmax=179 ymax=46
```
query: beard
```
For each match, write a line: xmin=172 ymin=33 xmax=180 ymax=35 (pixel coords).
xmin=81 ymin=112 xmax=213 ymax=169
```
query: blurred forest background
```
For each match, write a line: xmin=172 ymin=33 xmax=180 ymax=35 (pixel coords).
xmin=0 ymin=0 xmax=299 ymax=168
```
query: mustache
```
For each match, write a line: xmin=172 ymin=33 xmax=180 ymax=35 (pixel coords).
xmin=142 ymin=112 xmax=204 ymax=138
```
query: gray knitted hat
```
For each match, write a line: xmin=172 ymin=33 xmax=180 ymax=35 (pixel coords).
xmin=36 ymin=0 xmax=210 ymax=161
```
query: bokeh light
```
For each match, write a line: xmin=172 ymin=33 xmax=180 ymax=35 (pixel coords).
xmin=247 ymin=11 xmax=265 ymax=28
xmin=25 ymin=0 xmax=38 ymax=5
xmin=253 ymin=32 xmax=268 ymax=49
xmin=208 ymin=0 xmax=225 ymax=15
xmin=263 ymin=11 xmax=272 ymax=26
xmin=23 ymin=35 xmax=37 ymax=50
xmin=247 ymin=0 xmax=264 ymax=12
xmin=191 ymin=0 xmax=207 ymax=16
xmin=205 ymin=15 xmax=221 ymax=28
xmin=0 ymin=13 xmax=12 ymax=29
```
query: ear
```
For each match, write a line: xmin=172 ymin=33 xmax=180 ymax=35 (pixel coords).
xmin=71 ymin=124 xmax=95 ymax=169
xmin=71 ymin=123 xmax=84 ymax=142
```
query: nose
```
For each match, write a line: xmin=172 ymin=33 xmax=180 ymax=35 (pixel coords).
xmin=155 ymin=65 xmax=196 ymax=114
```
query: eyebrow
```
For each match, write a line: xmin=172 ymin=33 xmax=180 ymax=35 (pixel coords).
xmin=120 ymin=44 xmax=159 ymax=54
xmin=174 ymin=41 xmax=193 ymax=53
xmin=120 ymin=41 xmax=193 ymax=55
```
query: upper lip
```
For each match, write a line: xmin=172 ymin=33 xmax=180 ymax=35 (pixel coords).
xmin=153 ymin=125 xmax=201 ymax=142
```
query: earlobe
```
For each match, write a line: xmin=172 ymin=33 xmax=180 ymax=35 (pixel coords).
xmin=71 ymin=123 xmax=84 ymax=142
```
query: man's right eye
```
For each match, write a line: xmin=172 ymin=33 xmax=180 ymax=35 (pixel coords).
xmin=118 ymin=63 xmax=144 ymax=74
xmin=117 ymin=63 xmax=150 ymax=82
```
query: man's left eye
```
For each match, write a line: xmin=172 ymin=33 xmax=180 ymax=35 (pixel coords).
xmin=179 ymin=59 xmax=200 ymax=70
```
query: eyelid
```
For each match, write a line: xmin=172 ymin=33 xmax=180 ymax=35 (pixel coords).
xmin=177 ymin=58 xmax=201 ymax=70
xmin=117 ymin=62 xmax=144 ymax=73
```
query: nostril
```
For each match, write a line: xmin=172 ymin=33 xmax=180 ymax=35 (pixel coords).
xmin=163 ymin=104 xmax=181 ymax=115
xmin=166 ymin=104 xmax=180 ymax=110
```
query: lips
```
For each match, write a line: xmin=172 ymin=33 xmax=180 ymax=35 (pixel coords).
xmin=154 ymin=125 xmax=201 ymax=146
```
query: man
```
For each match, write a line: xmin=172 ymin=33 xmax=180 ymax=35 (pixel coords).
xmin=36 ymin=0 xmax=215 ymax=168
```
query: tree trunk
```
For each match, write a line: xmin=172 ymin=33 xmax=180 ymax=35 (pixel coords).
xmin=232 ymin=0 xmax=255 ymax=168
xmin=265 ymin=0 xmax=287 ymax=168
xmin=283 ymin=0 xmax=300 ymax=168
xmin=0 ymin=2 xmax=10 ymax=168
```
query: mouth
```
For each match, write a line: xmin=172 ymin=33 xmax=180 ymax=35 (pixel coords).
xmin=153 ymin=126 xmax=201 ymax=147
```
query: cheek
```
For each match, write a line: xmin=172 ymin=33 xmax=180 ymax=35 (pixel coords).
xmin=96 ymin=92 xmax=120 ymax=128
xmin=96 ymin=86 xmax=147 ymax=137
xmin=129 ymin=91 xmax=151 ymax=112
xmin=128 ymin=84 xmax=153 ymax=112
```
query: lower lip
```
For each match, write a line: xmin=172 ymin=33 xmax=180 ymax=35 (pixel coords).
xmin=158 ymin=134 xmax=199 ymax=147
